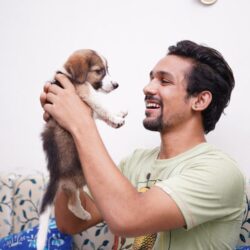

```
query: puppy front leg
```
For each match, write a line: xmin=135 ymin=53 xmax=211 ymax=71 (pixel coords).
xmin=78 ymin=83 xmax=127 ymax=128
xmin=93 ymin=110 xmax=127 ymax=128
xmin=90 ymin=97 xmax=127 ymax=128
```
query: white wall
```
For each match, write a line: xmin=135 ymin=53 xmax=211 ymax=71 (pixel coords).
xmin=0 ymin=0 xmax=249 ymax=175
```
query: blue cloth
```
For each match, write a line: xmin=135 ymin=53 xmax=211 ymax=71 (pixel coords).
xmin=0 ymin=219 xmax=72 ymax=249
xmin=236 ymin=247 xmax=250 ymax=250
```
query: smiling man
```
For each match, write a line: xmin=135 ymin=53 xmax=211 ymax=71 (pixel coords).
xmin=144 ymin=55 xmax=197 ymax=134
xmin=41 ymin=40 xmax=245 ymax=249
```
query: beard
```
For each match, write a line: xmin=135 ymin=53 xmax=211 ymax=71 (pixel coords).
xmin=143 ymin=94 xmax=191 ymax=132
xmin=143 ymin=95 xmax=164 ymax=131
xmin=143 ymin=110 xmax=187 ymax=132
xmin=143 ymin=113 xmax=163 ymax=132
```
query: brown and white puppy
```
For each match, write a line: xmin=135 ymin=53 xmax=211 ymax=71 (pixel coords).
xmin=36 ymin=49 xmax=127 ymax=250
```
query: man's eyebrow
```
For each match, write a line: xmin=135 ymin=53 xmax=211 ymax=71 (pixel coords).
xmin=150 ymin=70 xmax=175 ymax=80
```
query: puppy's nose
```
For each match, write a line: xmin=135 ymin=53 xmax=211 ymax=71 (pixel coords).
xmin=112 ymin=82 xmax=119 ymax=89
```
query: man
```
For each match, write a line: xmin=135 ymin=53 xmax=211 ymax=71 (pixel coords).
xmin=40 ymin=40 xmax=245 ymax=249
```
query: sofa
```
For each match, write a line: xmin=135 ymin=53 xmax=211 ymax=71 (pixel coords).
xmin=0 ymin=169 xmax=249 ymax=249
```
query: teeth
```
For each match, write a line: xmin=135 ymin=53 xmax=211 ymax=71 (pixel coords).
xmin=146 ymin=103 xmax=160 ymax=108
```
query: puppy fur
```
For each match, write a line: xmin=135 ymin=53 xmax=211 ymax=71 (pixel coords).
xmin=36 ymin=49 xmax=127 ymax=250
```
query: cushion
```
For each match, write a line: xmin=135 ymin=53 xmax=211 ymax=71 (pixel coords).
xmin=73 ymin=222 xmax=115 ymax=250
xmin=0 ymin=173 xmax=15 ymax=237
xmin=12 ymin=171 xmax=51 ymax=233
xmin=0 ymin=219 xmax=72 ymax=249
xmin=237 ymin=178 xmax=250 ymax=246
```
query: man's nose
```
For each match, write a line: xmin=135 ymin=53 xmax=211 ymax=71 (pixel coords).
xmin=143 ymin=81 xmax=158 ymax=95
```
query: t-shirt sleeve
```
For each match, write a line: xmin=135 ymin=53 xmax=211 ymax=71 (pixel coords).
xmin=155 ymin=159 xmax=245 ymax=230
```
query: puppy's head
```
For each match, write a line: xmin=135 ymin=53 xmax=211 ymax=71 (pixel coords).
xmin=62 ymin=49 xmax=118 ymax=93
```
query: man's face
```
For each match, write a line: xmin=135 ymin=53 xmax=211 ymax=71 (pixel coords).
xmin=143 ymin=55 xmax=194 ymax=132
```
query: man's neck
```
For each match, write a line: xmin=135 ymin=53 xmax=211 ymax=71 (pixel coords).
xmin=158 ymin=123 xmax=206 ymax=160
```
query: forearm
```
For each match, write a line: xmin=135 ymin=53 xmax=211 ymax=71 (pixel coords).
xmin=71 ymin=120 xmax=141 ymax=234
xmin=55 ymin=189 xmax=103 ymax=234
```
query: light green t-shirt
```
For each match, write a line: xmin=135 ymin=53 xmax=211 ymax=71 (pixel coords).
xmin=118 ymin=143 xmax=246 ymax=250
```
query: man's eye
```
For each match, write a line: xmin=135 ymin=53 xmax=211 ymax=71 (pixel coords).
xmin=161 ymin=79 xmax=171 ymax=84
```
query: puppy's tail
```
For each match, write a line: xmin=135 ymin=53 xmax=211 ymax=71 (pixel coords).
xmin=36 ymin=178 xmax=58 ymax=250
xmin=36 ymin=205 xmax=52 ymax=250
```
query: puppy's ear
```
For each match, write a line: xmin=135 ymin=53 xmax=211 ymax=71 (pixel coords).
xmin=64 ymin=55 xmax=90 ymax=83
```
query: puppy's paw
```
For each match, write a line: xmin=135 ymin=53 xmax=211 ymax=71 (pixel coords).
xmin=109 ymin=115 xmax=126 ymax=128
xmin=116 ymin=110 xmax=128 ymax=118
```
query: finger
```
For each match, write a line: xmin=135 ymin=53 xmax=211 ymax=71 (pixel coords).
xmin=43 ymin=111 xmax=50 ymax=122
xmin=40 ymin=92 xmax=47 ymax=107
xmin=55 ymin=73 xmax=75 ymax=90
xmin=48 ymin=83 xmax=63 ymax=95
xmin=46 ymin=92 xmax=57 ymax=104
xmin=44 ymin=103 xmax=53 ymax=115
xmin=44 ymin=82 xmax=51 ymax=93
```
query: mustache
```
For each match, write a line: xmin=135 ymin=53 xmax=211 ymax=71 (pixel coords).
xmin=144 ymin=95 xmax=162 ymax=105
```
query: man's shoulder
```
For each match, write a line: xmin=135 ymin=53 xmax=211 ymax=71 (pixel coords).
xmin=118 ymin=147 xmax=159 ymax=173
xmin=186 ymin=143 xmax=238 ymax=167
xmin=183 ymin=143 xmax=246 ymax=196
xmin=185 ymin=143 xmax=243 ymax=175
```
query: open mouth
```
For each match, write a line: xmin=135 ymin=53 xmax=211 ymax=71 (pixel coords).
xmin=146 ymin=102 xmax=161 ymax=109
xmin=145 ymin=96 xmax=162 ymax=110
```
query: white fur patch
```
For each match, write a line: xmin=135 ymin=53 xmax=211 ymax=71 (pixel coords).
xmin=100 ymin=74 xmax=116 ymax=93
xmin=82 ymin=82 xmax=127 ymax=128
xmin=96 ymin=52 xmax=108 ymax=72
xmin=94 ymin=52 xmax=116 ymax=93
xmin=36 ymin=206 xmax=52 ymax=250
xmin=68 ymin=189 xmax=91 ymax=221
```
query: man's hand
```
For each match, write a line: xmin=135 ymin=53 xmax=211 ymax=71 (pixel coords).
xmin=40 ymin=74 xmax=93 ymax=134
xmin=40 ymin=82 xmax=51 ymax=122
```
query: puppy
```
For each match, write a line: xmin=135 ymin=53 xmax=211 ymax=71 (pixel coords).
xmin=36 ymin=49 xmax=127 ymax=250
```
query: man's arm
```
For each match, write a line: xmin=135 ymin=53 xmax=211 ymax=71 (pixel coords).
xmin=43 ymin=74 xmax=186 ymax=237
xmin=54 ymin=189 xmax=103 ymax=234
xmin=71 ymin=119 xmax=185 ymax=237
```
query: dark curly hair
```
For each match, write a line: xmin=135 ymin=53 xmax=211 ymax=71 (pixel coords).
xmin=168 ymin=40 xmax=235 ymax=134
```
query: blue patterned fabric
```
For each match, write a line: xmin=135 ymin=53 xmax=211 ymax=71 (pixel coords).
xmin=0 ymin=219 xmax=72 ymax=250
xmin=1 ymin=172 xmax=250 ymax=249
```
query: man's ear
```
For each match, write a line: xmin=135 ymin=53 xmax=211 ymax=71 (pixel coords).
xmin=191 ymin=91 xmax=212 ymax=111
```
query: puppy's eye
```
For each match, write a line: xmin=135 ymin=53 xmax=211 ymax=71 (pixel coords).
xmin=95 ymin=69 xmax=104 ymax=75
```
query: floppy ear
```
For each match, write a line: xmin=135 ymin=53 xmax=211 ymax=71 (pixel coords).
xmin=64 ymin=55 xmax=90 ymax=83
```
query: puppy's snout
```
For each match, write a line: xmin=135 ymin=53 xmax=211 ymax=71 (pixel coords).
xmin=112 ymin=81 xmax=119 ymax=89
